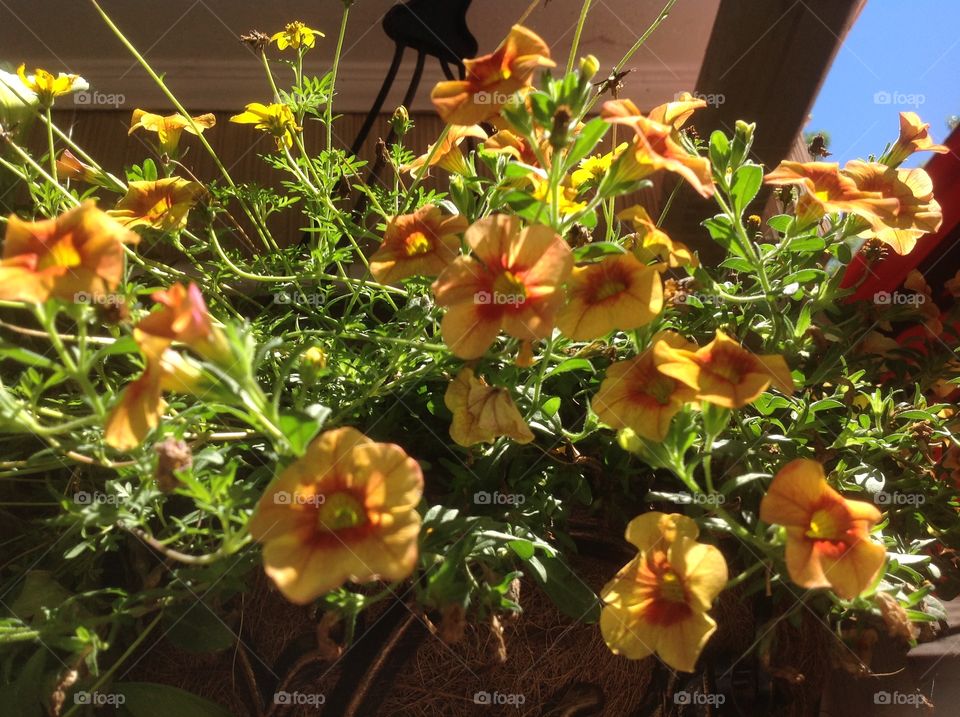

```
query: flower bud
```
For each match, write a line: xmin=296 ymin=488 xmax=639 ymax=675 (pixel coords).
xmin=579 ymin=55 xmax=600 ymax=81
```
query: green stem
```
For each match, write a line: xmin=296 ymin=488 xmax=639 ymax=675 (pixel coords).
xmin=327 ymin=4 xmax=350 ymax=154
xmin=566 ymin=0 xmax=593 ymax=75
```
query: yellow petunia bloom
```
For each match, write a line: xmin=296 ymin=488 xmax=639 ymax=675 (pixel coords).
xmin=759 ymin=459 xmax=885 ymax=600
xmin=108 ymin=178 xmax=204 ymax=232
xmin=0 ymin=201 xmax=137 ymax=304
xmin=592 ymin=331 xmax=698 ymax=442
xmin=401 ymin=125 xmax=487 ymax=177
xmin=369 ymin=204 xmax=468 ymax=285
xmin=556 ymin=252 xmax=662 ymax=341
xmin=655 ymin=330 xmax=794 ymax=409
xmin=248 ymin=427 xmax=423 ymax=604
xmin=16 ymin=64 xmax=87 ymax=106
xmin=601 ymin=512 xmax=728 ymax=672
xmin=619 ymin=205 xmax=698 ymax=270
xmin=271 ymin=21 xmax=324 ymax=51
xmin=230 ymin=102 xmax=300 ymax=149
xmin=129 ymin=110 xmax=216 ymax=155
xmin=444 ymin=368 xmax=534 ymax=447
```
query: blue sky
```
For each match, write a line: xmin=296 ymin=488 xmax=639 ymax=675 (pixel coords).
xmin=809 ymin=0 xmax=959 ymax=167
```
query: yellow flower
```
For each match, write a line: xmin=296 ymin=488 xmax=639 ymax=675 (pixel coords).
xmin=108 ymin=178 xmax=204 ymax=232
xmin=759 ymin=459 xmax=885 ymax=600
xmin=592 ymin=331 xmax=698 ymax=442
xmin=0 ymin=201 xmax=137 ymax=304
xmin=401 ymin=125 xmax=487 ymax=177
xmin=444 ymin=368 xmax=534 ymax=447
xmin=600 ymin=512 xmax=727 ymax=672
xmin=618 ymin=205 xmax=698 ymax=270
xmin=248 ymin=427 xmax=423 ymax=604
xmin=655 ymin=330 xmax=794 ymax=409
xmin=16 ymin=64 xmax=87 ymax=106
xmin=129 ymin=110 xmax=216 ymax=155
xmin=884 ymin=112 xmax=948 ymax=168
xmin=271 ymin=21 xmax=324 ymax=51
xmin=646 ymin=91 xmax=707 ymax=129
xmin=529 ymin=175 xmax=587 ymax=216
xmin=556 ymin=252 xmax=663 ymax=341
xmin=230 ymin=102 xmax=300 ymax=149
xmin=571 ymin=143 xmax=628 ymax=188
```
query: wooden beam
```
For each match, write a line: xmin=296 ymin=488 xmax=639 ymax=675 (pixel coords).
xmin=662 ymin=0 xmax=867 ymax=259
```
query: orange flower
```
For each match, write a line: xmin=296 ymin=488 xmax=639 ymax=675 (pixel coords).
xmin=369 ymin=205 xmax=468 ymax=285
xmin=0 ymin=201 xmax=137 ymax=304
xmin=248 ymin=427 xmax=423 ymax=604
xmin=556 ymin=252 xmax=662 ymax=341
xmin=104 ymin=332 xmax=205 ymax=451
xmin=592 ymin=331 xmax=698 ymax=442
xmin=484 ymin=128 xmax=546 ymax=167
xmin=619 ymin=205 xmax=698 ymax=270
xmin=602 ymin=100 xmax=714 ymax=197
xmin=402 ymin=124 xmax=487 ymax=177
xmin=108 ymin=178 xmax=204 ymax=232
xmin=136 ymin=282 xmax=230 ymax=364
xmin=432 ymin=215 xmax=573 ymax=359
xmin=841 ymin=160 xmax=942 ymax=255
xmin=444 ymin=368 xmax=534 ymax=446
xmin=655 ymin=330 xmax=794 ymax=409
xmin=431 ymin=25 xmax=555 ymax=125
xmin=129 ymin=110 xmax=216 ymax=155
xmin=646 ymin=91 xmax=706 ymax=129
xmin=759 ymin=459 xmax=885 ymax=600
xmin=56 ymin=150 xmax=99 ymax=184
xmin=885 ymin=112 xmax=948 ymax=167
xmin=600 ymin=512 xmax=727 ymax=672
xmin=764 ymin=160 xmax=897 ymax=223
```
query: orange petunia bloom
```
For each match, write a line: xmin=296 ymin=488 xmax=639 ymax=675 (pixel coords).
xmin=104 ymin=331 xmax=206 ymax=451
xmin=600 ymin=512 xmax=728 ymax=672
xmin=0 ymin=201 xmax=137 ymax=304
xmin=444 ymin=367 xmax=534 ymax=446
xmin=841 ymin=160 xmax=942 ymax=255
xmin=129 ymin=109 xmax=216 ymax=155
xmin=759 ymin=459 xmax=886 ymax=600
xmin=646 ymin=91 xmax=706 ymax=129
xmin=655 ymin=330 xmax=794 ymax=409
xmin=136 ymin=282 xmax=231 ymax=365
xmin=602 ymin=100 xmax=714 ymax=198
xmin=556 ymin=252 xmax=662 ymax=341
xmin=248 ymin=427 xmax=424 ymax=604
xmin=764 ymin=160 xmax=896 ymax=221
xmin=431 ymin=25 xmax=555 ymax=126
xmin=885 ymin=112 xmax=948 ymax=168
xmin=108 ymin=178 xmax=204 ymax=232
xmin=401 ymin=125 xmax=487 ymax=176
xmin=370 ymin=205 xmax=468 ymax=285
xmin=432 ymin=215 xmax=573 ymax=359
xmin=592 ymin=331 xmax=698 ymax=442
xmin=484 ymin=128 xmax=547 ymax=168
xmin=619 ymin=205 xmax=698 ymax=270
xmin=56 ymin=150 xmax=100 ymax=185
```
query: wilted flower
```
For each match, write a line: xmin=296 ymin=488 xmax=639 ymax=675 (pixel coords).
xmin=431 ymin=25 xmax=555 ymax=125
xmin=16 ymin=64 xmax=87 ymax=106
xmin=759 ymin=459 xmax=885 ymax=600
xmin=230 ymin=102 xmax=300 ymax=149
xmin=108 ymin=178 xmax=204 ymax=232
xmin=370 ymin=205 xmax=468 ymax=285
xmin=592 ymin=331 xmax=698 ymax=442
xmin=401 ymin=125 xmax=487 ymax=177
xmin=271 ymin=21 xmax=324 ymax=51
xmin=600 ymin=512 xmax=727 ymax=672
xmin=444 ymin=368 xmax=534 ymax=446
xmin=248 ymin=427 xmax=423 ymax=604
xmin=556 ymin=253 xmax=662 ymax=341
xmin=129 ymin=110 xmax=216 ymax=155
xmin=136 ymin=282 xmax=231 ymax=365
xmin=0 ymin=201 xmax=137 ymax=304
xmin=655 ymin=330 xmax=794 ymax=409
xmin=432 ymin=215 xmax=572 ymax=359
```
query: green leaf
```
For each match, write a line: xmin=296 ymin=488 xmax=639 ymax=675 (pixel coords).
xmin=115 ymin=683 xmax=232 ymax=717
xmin=162 ymin=602 xmax=235 ymax=653
xmin=527 ymin=555 xmax=600 ymax=623
xmin=545 ymin=358 xmax=594 ymax=378
xmin=794 ymin=304 xmax=812 ymax=338
xmin=708 ymin=130 xmax=730 ymax=174
xmin=564 ymin=117 xmax=610 ymax=169
xmin=767 ymin=214 xmax=793 ymax=233
xmin=703 ymin=215 xmax=745 ymax=257
xmin=785 ymin=236 xmax=826 ymax=253
xmin=507 ymin=539 xmax=536 ymax=560
xmin=0 ymin=346 xmax=57 ymax=369
xmin=782 ymin=268 xmax=826 ymax=284
xmin=730 ymin=165 xmax=763 ymax=216
xmin=278 ymin=408 xmax=329 ymax=456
